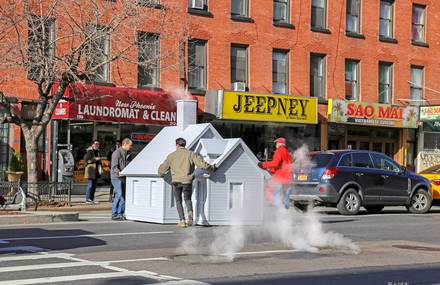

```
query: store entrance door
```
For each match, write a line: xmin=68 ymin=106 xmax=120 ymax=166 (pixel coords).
xmin=346 ymin=127 xmax=398 ymax=159
xmin=94 ymin=124 xmax=120 ymax=158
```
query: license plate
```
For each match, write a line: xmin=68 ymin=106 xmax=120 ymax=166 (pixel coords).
xmin=297 ymin=174 xmax=308 ymax=181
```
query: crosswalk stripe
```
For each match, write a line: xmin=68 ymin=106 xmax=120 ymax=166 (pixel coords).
xmin=0 ymin=261 xmax=93 ymax=273
xmin=0 ymin=253 xmax=72 ymax=262
xmin=0 ymin=272 xmax=151 ymax=285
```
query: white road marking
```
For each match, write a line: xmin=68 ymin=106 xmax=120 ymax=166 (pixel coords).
xmin=0 ymin=262 xmax=92 ymax=273
xmin=98 ymin=257 xmax=169 ymax=265
xmin=0 ymin=272 xmax=161 ymax=285
xmin=0 ymin=253 xmax=72 ymax=262
xmin=1 ymin=231 xmax=174 ymax=241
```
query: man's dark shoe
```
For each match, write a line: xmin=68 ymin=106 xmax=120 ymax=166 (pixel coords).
xmin=111 ymin=215 xmax=121 ymax=220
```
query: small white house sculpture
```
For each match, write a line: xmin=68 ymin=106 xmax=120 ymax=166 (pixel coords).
xmin=122 ymin=99 xmax=267 ymax=225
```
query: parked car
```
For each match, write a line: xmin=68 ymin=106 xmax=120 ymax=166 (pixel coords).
xmin=291 ymin=150 xmax=432 ymax=215
xmin=418 ymin=165 xmax=440 ymax=205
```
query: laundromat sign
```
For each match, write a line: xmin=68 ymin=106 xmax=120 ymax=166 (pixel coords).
xmin=53 ymin=83 xmax=177 ymax=126
xmin=221 ymin=91 xmax=318 ymax=124
xmin=328 ymin=99 xmax=419 ymax=128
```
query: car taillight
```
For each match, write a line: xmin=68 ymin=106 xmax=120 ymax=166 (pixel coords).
xmin=431 ymin=180 xmax=440 ymax=186
xmin=322 ymin=167 xmax=339 ymax=180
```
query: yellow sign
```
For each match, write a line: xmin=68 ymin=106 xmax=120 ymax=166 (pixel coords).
xmin=221 ymin=91 xmax=318 ymax=124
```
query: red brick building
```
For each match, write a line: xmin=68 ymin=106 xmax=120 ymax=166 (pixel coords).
xmin=1 ymin=0 xmax=440 ymax=180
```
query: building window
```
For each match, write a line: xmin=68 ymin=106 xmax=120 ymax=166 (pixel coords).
xmin=345 ymin=59 xmax=359 ymax=100
xmin=274 ymin=0 xmax=289 ymax=23
xmin=346 ymin=0 xmax=360 ymax=34
xmin=410 ymin=66 xmax=424 ymax=105
xmin=379 ymin=1 xmax=393 ymax=38
xmin=412 ymin=5 xmax=426 ymax=43
xmin=311 ymin=0 xmax=326 ymax=29
xmin=0 ymin=122 xmax=9 ymax=180
xmin=379 ymin=62 xmax=392 ymax=104
xmin=232 ymin=0 xmax=248 ymax=17
xmin=137 ymin=32 xmax=160 ymax=88
xmin=310 ymin=54 xmax=326 ymax=98
xmin=137 ymin=0 xmax=160 ymax=7
xmin=189 ymin=0 xmax=207 ymax=10
xmin=188 ymin=39 xmax=206 ymax=90
xmin=27 ymin=15 xmax=55 ymax=81
xmin=85 ymin=25 xmax=110 ymax=83
xmin=231 ymin=45 xmax=248 ymax=90
xmin=272 ymin=50 xmax=288 ymax=94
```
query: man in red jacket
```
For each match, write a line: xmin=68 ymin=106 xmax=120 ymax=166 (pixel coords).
xmin=258 ymin=137 xmax=293 ymax=209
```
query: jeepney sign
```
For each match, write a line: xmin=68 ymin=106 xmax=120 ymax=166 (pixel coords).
xmin=328 ymin=99 xmax=419 ymax=128
xmin=221 ymin=91 xmax=318 ymax=124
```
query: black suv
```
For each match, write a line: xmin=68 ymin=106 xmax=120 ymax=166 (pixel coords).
xmin=291 ymin=150 xmax=432 ymax=215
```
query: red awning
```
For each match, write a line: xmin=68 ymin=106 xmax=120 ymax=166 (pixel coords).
xmin=52 ymin=83 xmax=178 ymax=126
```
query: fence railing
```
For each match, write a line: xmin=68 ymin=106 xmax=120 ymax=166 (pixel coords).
xmin=0 ymin=181 xmax=72 ymax=208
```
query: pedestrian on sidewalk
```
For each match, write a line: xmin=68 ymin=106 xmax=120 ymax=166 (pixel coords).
xmin=258 ymin=137 xmax=293 ymax=209
xmin=107 ymin=140 xmax=121 ymax=202
xmin=111 ymin=138 xmax=133 ymax=220
xmin=84 ymin=140 xmax=102 ymax=204
xmin=158 ymin=137 xmax=216 ymax=228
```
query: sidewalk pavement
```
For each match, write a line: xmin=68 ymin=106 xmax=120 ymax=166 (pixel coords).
xmin=38 ymin=192 xmax=112 ymax=212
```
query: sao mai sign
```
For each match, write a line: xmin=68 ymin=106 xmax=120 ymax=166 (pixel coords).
xmin=420 ymin=105 xmax=440 ymax=122
xmin=328 ymin=99 xmax=419 ymax=128
xmin=221 ymin=91 xmax=318 ymax=124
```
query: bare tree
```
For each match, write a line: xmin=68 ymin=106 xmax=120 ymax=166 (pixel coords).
xmin=0 ymin=0 xmax=189 ymax=191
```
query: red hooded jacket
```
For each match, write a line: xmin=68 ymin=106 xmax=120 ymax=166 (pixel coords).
xmin=262 ymin=146 xmax=293 ymax=184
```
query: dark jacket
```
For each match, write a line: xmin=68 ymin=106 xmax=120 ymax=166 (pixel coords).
xmin=111 ymin=147 xmax=129 ymax=179
xmin=158 ymin=148 xmax=214 ymax=184
xmin=84 ymin=147 xmax=102 ymax=180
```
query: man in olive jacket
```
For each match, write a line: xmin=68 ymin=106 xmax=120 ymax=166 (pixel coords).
xmin=84 ymin=140 xmax=102 ymax=203
xmin=158 ymin=137 xmax=216 ymax=227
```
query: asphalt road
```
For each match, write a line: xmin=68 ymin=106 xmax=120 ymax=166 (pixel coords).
xmin=0 ymin=206 xmax=440 ymax=285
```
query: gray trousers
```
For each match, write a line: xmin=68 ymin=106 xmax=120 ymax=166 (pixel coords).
xmin=172 ymin=183 xmax=193 ymax=220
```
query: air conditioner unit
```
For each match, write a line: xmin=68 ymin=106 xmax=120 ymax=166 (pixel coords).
xmin=190 ymin=0 xmax=204 ymax=9
xmin=232 ymin=82 xmax=246 ymax=92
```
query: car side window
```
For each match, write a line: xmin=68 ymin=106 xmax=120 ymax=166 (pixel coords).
xmin=338 ymin=154 xmax=352 ymax=167
xmin=371 ymin=154 xmax=400 ymax=172
xmin=352 ymin=153 xmax=373 ymax=168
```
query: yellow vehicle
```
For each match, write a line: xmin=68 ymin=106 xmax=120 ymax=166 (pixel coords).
xmin=418 ymin=165 xmax=440 ymax=201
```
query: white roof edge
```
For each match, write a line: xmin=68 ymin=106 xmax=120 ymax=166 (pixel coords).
xmin=187 ymin=124 xmax=223 ymax=149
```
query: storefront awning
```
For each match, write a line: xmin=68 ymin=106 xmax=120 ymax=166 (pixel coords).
xmin=52 ymin=83 xmax=177 ymax=126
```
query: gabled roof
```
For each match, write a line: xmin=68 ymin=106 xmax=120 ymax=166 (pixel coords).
xmin=195 ymin=138 xmax=271 ymax=179
xmin=122 ymin=123 xmax=222 ymax=176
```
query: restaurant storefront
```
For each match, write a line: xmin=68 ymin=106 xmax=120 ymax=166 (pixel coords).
xmin=327 ymin=99 xmax=419 ymax=168
xmin=416 ymin=105 xmax=440 ymax=172
xmin=52 ymin=83 xmax=177 ymax=184
xmin=204 ymin=90 xmax=319 ymax=159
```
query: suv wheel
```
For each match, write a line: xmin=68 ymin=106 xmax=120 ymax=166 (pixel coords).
xmin=365 ymin=205 xmax=384 ymax=214
xmin=337 ymin=189 xmax=361 ymax=215
xmin=408 ymin=189 xmax=432 ymax=214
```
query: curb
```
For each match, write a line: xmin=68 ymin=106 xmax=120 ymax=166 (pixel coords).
xmin=0 ymin=211 xmax=79 ymax=225
xmin=37 ymin=205 xmax=112 ymax=212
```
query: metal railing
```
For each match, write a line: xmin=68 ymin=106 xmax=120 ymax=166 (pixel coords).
xmin=0 ymin=181 xmax=72 ymax=210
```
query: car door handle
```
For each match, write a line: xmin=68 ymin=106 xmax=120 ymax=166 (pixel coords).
xmin=381 ymin=175 xmax=389 ymax=179
xmin=355 ymin=173 xmax=364 ymax=177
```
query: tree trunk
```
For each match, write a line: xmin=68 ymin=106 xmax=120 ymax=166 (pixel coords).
xmin=22 ymin=127 xmax=42 ymax=197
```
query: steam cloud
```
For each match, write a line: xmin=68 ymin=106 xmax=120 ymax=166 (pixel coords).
xmin=179 ymin=144 xmax=360 ymax=261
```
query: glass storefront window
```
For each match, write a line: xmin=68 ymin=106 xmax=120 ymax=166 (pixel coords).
xmin=424 ymin=132 xmax=440 ymax=150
